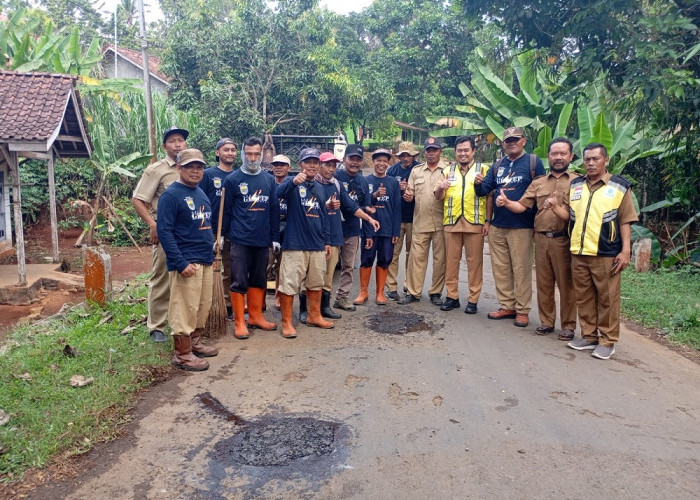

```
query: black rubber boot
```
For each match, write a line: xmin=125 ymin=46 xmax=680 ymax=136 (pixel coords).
xmin=321 ymin=289 xmax=342 ymax=319
xmin=299 ymin=292 xmax=308 ymax=324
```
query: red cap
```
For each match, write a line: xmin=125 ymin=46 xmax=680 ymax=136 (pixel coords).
xmin=319 ymin=152 xmax=340 ymax=163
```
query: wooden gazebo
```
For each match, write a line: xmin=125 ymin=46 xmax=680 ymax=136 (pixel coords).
xmin=0 ymin=70 xmax=92 ymax=285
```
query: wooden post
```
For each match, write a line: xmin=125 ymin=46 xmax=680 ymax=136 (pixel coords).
xmin=47 ymin=153 xmax=60 ymax=262
xmin=8 ymin=150 xmax=26 ymax=285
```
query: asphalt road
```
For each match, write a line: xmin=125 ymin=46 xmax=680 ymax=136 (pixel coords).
xmin=28 ymin=247 xmax=700 ymax=499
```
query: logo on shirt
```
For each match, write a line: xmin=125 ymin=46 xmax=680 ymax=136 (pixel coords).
xmin=244 ymin=189 xmax=269 ymax=210
xmin=213 ymin=177 xmax=222 ymax=189
xmin=299 ymin=185 xmax=307 ymax=198
xmin=185 ymin=196 xmax=195 ymax=210
xmin=604 ymin=187 xmax=616 ymax=198
xmin=305 ymin=196 xmax=320 ymax=213
xmin=343 ymin=182 xmax=349 ymax=191
xmin=571 ymin=186 xmax=583 ymax=201
xmin=368 ymin=183 xmax=373 ymax=192
xmin=240 ymin=183 xmax=248 ymax=195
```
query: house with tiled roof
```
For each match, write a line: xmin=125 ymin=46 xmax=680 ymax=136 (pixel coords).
xmin=0 ymin=70 xmax=92 ymax=286
xmin=102 ymin=44 xmax=169 ymax=93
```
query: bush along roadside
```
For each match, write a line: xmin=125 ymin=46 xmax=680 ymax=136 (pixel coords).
xmin=621 ymin=266 xmax=700 ymax=350
xmin=0 ymin=276 xmax=172 ymax=483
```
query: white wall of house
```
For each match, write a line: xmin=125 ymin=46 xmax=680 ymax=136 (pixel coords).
xmin=0 ymin=166 xmax=11 ymax=253
xmin=103 ymin=51 xmax=168 ymax=94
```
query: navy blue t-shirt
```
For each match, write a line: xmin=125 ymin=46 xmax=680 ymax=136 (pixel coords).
xmin=335 ymin=168 xmax=370 ymax=238
xmin=474 ymin=154 xmax=545 ymax=228
xmin=277 ymin=178 xmax=330 ymax=251
xmin=365 ymin=174 xmax=401 ymax=238
xmin=157 ymin=182 xmax=214 ymax=272
xmin=318 ymin=180 xmax=360 ymax=247
xmin=387 ymin=160 xmax=417 ymax=223
xmin=199 ymin=166 xmax=233 ymax=235
xmin=221 ymin=169 xmax=280 ymax=247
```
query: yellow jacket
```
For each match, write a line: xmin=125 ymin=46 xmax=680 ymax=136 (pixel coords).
xmin=442 ymin=162 xmax=490 ymax=226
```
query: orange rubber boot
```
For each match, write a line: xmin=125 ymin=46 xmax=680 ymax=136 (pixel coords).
xmin=306 ymin=289 xmax=334 ymax=329
xmin=352 ymin=267 xmax=372 ymax=305
xmin=375 ymin=267 xmax=388 ymax=305
xmin=230 ymin=292 xmax=249 ymax=339
xmin=246 ymin=287 xmax=277 ymax=330
xmin=279 ymin=293 xmax=297 ymax=338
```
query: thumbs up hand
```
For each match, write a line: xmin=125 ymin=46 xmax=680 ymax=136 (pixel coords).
xmin=376 ymin=183 xmax=386 ymax=198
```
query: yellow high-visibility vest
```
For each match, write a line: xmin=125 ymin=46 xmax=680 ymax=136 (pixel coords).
xmin=568 ymin=175 xmax=631 ymax=256
xmin=442 ymin=162 xmax=490 ymax=226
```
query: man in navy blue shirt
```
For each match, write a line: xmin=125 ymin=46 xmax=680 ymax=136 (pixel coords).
xmin=354 ymin=149 xmax=401 ymax=305
xmin=200 ymin=137 xmax=237 ymax=319
xmin=474 ymin=126 xmax=545 ymax=327
xmin=277 ymin=148 xmax=333 ymax=338
xmin=221 ymin=137 xmax=280 ymax=339
xmin=333 ymin=144 xmax=372 ymax=312
xmin=157 ymin=149 xmax=219 ymax=371
xmin=386 ymin=142 xmax=419 ymax=300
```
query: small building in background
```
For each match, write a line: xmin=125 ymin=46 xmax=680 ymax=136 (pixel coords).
xmin=101 ymin=44 xmax=169 ymax=93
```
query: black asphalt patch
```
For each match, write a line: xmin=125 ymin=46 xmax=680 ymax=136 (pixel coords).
xmin=365 ymin=309 xmax=433 ymax=335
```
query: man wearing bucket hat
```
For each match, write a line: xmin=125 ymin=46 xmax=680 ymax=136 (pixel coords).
xmin=474 ymin=126 xmax=545 ymax=327
xmin=200 ymin=137 xmax=238 ymax=318
xmin=276 ymin=147 xmax=333 ymax=338
xmin=385 ymin=141 xmax=419 ymax=300
xmin=131 ymin=126 xmax=189 ymax=343
xmin=157 ymin=148 xmax=219 ymax=371
xmin=398 ymin=137 xmax=448 ymax=305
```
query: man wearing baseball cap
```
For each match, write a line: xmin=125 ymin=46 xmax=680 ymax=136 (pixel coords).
xmin=386 ymin=142 xmax=419 ymax=300
xmin=200 ymin=138 xmax=238 ymax=318
xmin=398 ymin=137 xmax=448 ymax=305
xmin=474 ymin=126 xmax=546 ymax=327
xmin=268 ymin=154 xmax=292 ymax=309
xmin=157 ymin=148 xmax=219 ymax=371
xmin=276 ymin=148 xmax=334 ymax=337
xmin=333 ymin=144 xmax=372 ymax=312
xmin=131 ymin=126 xmax=189 ymax=343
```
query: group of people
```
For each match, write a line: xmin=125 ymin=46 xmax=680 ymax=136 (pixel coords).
xmin=131 ymin=125 xmax=636 ymax=371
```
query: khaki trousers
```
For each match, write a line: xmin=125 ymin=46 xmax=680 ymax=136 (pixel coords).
xmin=445 ymin=231 xmax=484 ymax=303
xmin=168 ymin=264 xmax=213 ymax=337
xmin=278 ymin=250 xmax=326 ymax=295
xmin=534 ymin=233 xmax=576 ymax=329
xmin=387 ymin=222 xmax=413 ymax=292
xmin=336 ymin=236 xmax=359 ymax=299
xmin=147 ymin=243 xmax=169 ymax=332
xmin=405 ymin=230 xmax=445 ymax=297
xmin=322 ymin=246 xmax=340 ymax=292
xmin=488 ymin=226 xmax=533 ymax=314
xmin=572 ymin=254 xmax=621 ymax=347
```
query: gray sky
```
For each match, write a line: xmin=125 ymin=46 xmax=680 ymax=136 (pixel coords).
xmin=100 ymin=0 xmax=373 ymax=23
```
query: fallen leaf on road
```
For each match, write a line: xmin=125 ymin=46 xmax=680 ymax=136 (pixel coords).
xmin=69 ymin=375 xmax=94 ymax=387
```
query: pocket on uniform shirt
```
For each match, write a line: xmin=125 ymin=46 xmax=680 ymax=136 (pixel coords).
xmin=414 ymin=177 xmax=425 ymax=185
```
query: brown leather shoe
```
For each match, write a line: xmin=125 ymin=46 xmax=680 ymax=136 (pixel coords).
xmin=514 ymin=313 xmax=529 ymax=327
xmin=190 ymin=328 xmax=219 ymax=357
xmin=487 ymin=308 xmax=517 ymax=320
xmin=172 ymin=335 xmax=209 ymax=371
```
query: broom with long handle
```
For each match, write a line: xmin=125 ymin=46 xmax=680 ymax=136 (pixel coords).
xmin=205 ymin=187 xmax=228 ymax=338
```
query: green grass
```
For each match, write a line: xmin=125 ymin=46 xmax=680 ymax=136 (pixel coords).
xmin=621 ymin=266 xmax=700 ymax=349
xmin=0 ymin=277 xmax=171 ymax=482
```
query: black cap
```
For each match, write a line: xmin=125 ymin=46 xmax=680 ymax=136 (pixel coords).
xmin=423 ymin=137 xmax=442 ymax=150
xmin=215 ymin=138 xmax=236 ymax=150
xmin=299 ymin=147 xmax=321 ymax=162
xmin=163 ymin=126 xmax=189 ymax=143
xmin=345 ymin=144 xmax=364 ymax=158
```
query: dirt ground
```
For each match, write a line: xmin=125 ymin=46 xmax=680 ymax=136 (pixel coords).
xmin=0 ymin=223 xmax=151 ymax=340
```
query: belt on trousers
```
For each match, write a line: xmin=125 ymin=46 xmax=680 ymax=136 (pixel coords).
xmin=538 ymin=231 xmax=566 ymax=238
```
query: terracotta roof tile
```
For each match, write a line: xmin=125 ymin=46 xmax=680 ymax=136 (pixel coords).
xmin=0 ymin=70 xmax=76 ymax=142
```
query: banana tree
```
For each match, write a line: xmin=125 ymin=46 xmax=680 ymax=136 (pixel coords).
xmin=427 ymin=49 xmax=580 ymax=164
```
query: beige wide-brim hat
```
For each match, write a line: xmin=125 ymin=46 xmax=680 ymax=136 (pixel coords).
xmin=396 ymin=141 xmax=419 ymax=156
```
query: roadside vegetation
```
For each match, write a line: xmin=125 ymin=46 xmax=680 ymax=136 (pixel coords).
xmin=621 ymin=267 xmax=700 ymax=350
xmin=0 ymin=277 xmax=171 ymax=483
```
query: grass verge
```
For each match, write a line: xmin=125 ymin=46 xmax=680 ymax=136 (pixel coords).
xmin=621 ymin=266 xmax=700 ymax=349
xmin=0 ymin=276 xmax=171 ymax=483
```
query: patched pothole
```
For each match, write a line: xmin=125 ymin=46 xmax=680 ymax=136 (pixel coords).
xmin=364 ymin=310 xmax=433 ymax=335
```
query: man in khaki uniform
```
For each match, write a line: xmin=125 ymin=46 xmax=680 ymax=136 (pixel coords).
xmin=497 ymin=137 xmax=579 ymax=340
xmin=131 ymin=126 xmax=188 ymax=342
xmin=434 ymin=136 xmax=492 ymax=314
xmin=549 ymin=143 xmax=637 ymax=360
xmin=398 ymin=137 xmax=447 ymax=305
